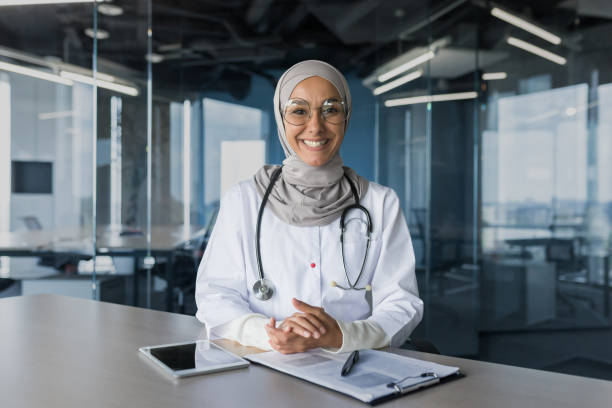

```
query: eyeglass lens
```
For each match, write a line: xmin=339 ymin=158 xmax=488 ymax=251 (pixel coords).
xmin=284 ymin=98 xmax=345 ymax=126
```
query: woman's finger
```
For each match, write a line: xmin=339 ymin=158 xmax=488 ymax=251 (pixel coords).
xmin=287 ymin=315 xmax=326 ymax=338
xmin=293 ymin=312 xmax=327 ymax=335
xmin=266 ymin=317 xmax=276 ymax=329
xmin=292 ymin=298 xmax=322 ymax=314
xmin=282 ymin=318 xmax=316 ymax=338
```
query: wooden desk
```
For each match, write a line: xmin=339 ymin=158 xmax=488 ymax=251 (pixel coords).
xmin=1 ymin=295 xmax=611 ymax=408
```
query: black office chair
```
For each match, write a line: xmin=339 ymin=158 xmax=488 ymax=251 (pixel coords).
xmin=0 ymin=278 xmax=15 ymax=293
xmin=402 ymin=338 xmax=440 ymax=354
xmin=167 ymin=207 xmax=220 ymax=314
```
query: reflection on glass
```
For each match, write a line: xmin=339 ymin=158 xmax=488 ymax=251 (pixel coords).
xmin=0 ymin=75 xmax=10 ymax=277
xmin=203 ymin=98 xmax=267 ymax=219
xmin=109 ymin=96 xmax=122 ymax=228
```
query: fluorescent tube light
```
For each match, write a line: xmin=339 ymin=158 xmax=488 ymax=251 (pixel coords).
xmin=0 ymin=61 xmax=73 ymax=85
xmin=60 ymin=71 xmax=139 ymax=96
xmin=378 ymin=51 xmax=435 ymax=83
xmin=145 ymin=53 xmax=164 ymax=63
xmin=93 ymin=71 xmax=115 ymax=82
xmin=385 ymin=91 xmax=478 ymax=107
xmin=98 ymin=3 xmax=122 ymax=16
xmin=0 ymin=0 xmax=103 ymax=5
xmin=491 ymin=7 xmax=561 ymax=45
xmin=84 ymin=28 xmax=110 ymax=40
xmin=0 ymin=0 xmax=105 ymax=5
xmin=506 ymin=37 xmax=567 ymax=65
xmin=38 ymin=110 xmax=75 ymax=120
xmin=373 ymin=70 xmax=422 ymax=96
xmin=482 ymin=72 xmax=507 ymax=81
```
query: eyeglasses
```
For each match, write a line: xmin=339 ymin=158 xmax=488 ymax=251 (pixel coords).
xmin=283 ymin=98 xmax=346 ymax=126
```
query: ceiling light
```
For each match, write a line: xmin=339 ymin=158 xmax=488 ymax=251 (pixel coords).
xmin=60 ymin=71 xmax=139 ymax=96
xmin=0 ymin=0 xmax=104 ymax=6
xmin=38 ymin=110 xmax=75 ymax=120
xmin=385 ymin=91 xmax=478 ymax=107
xmin=377 ymin=50 xmax=435 ymax=83
xmin=507 ymin=37 xmax=567 ymax=65
xmin=98 ymin=3 xmax=122 ymax=16
xmin=373 ymin=70 xmax=422 ymax=96
xmin=84 ymin=28 xmax=110 ymax=40
xmin=482 ymin=72 xmax=507 ymax=81
xmin=93 ymin=71 xmax=115 ymax=82
xmin=145 ymin=53 xmax=164 ymax=63
xmin=0 ymin=61 xmax=73 ymax=86
xmin=565 ymin=107 xmax=577 ymax=116
xmin=491 ymin=7 xmax=561 ymax=45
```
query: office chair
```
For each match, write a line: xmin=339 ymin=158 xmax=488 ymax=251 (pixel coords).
xmin=161 ymin=207 xmax=219 ymax=314
xmin=401 ymin=338 xmax=440 ymax=354
xmin=0 ymin=278 xmax=15 ymax=293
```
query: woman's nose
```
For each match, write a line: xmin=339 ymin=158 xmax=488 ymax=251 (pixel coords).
xmin=305 ymin=109 xmax=324 ymax=132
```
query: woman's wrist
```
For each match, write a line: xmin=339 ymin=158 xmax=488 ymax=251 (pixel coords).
xmin=324 ymin=320 xmax=343 ymax=348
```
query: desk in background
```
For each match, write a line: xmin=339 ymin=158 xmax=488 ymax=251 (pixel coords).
xmin=0 ymin=294 xmax=610 ymax=408
xmin=0 ymin=225 xmax=206 ymax=310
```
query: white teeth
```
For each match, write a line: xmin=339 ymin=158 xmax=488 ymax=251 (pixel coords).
xmin=303 ymin=140 xmax=328 ymax=147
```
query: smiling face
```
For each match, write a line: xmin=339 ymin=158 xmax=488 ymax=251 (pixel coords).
xmin=283 ymin=76 xmax=345 ymax=167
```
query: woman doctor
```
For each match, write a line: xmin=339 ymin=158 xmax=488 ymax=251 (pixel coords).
xmin=195 ymin=60 xmax=423 ymax=354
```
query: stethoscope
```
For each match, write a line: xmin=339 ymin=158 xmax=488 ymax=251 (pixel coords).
xmin=253 ymin=166 xmax=373 ymax=301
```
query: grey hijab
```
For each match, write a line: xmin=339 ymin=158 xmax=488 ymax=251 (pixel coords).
xmin=253 ymin=60 xmax=369 ymax=227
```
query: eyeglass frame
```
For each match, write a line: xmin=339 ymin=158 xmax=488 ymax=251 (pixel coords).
xmin=281 ymin=97 xmax=348 ymax=126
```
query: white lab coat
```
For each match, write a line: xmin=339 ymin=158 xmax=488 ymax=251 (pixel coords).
xmin=195 ymin=179 xmax=423 ymax=347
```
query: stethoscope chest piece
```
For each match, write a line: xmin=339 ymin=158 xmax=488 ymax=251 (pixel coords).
xmin=253 ymin=278 xmax=275 ymax=301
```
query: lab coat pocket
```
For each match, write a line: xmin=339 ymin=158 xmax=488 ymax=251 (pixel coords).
xmin=325 ymin=286 xmax=372 ymax=322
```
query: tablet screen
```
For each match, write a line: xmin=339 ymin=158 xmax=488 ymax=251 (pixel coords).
xmin=142 ymin=340 xmax=248 ymax=376
xmin=150 ymin=343 xmax=198 ymax=370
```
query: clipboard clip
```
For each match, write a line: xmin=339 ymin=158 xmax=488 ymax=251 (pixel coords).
xmin=386 ymin=372 xmax=440 ymax=395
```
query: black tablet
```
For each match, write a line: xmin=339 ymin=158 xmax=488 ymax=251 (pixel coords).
xmin=139 ymin=340 xmax=249 ymax=378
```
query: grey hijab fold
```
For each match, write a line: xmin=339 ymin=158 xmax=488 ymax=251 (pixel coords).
xmin=253 ymin=60 xmax=369 ymax=227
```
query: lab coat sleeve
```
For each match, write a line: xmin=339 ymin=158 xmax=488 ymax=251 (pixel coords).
xmin=366 ymin=189 xmax=424 ymax=347
xmin=323 ymin=320 xmax=389 ymax=353
xmin=195 ymin=185 xmax=254 ymax=337
xmin=212 ymin=313 xmax=273 ymax=351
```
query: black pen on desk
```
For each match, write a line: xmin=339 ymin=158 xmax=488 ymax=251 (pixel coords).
xmin=341 ymin=350 xmax=360 ymax=376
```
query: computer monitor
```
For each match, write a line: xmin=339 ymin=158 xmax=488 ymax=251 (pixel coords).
xmin=11 ymin=161 xmax=53 ymax=194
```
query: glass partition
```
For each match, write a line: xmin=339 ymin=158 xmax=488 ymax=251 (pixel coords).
xmin=1 ymin=0 xmax=610 ymax=382
xmin=372 ymin=0 xmax=610 ymax=375
xmin=0 ymin=1 xmax=96 ymax=300
xmin=93 ymin=0 xmax=152 ymax=307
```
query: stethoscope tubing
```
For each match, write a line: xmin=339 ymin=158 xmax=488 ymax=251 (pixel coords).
xmin=254 ymin=166 xmax=372 ymax=299
xmin=255 ymin=166 xmax=283 ymax=283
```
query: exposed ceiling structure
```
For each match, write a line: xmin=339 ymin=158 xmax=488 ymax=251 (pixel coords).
xmin=0 ymin=0 xmax=610 ymax=99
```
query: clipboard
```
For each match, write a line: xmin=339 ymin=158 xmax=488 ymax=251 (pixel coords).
xmin=245 ymin=349 xmax=461 ymax=405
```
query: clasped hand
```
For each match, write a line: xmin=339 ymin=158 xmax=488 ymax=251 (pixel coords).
xmin=264 ymin=298 xmax=342 ymax=354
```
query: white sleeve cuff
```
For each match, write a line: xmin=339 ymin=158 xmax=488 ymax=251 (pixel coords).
xmin=323 ymin=319 xmax=390 ymax=354
xmin=211 ymin=313 xmax=273 ymax=351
